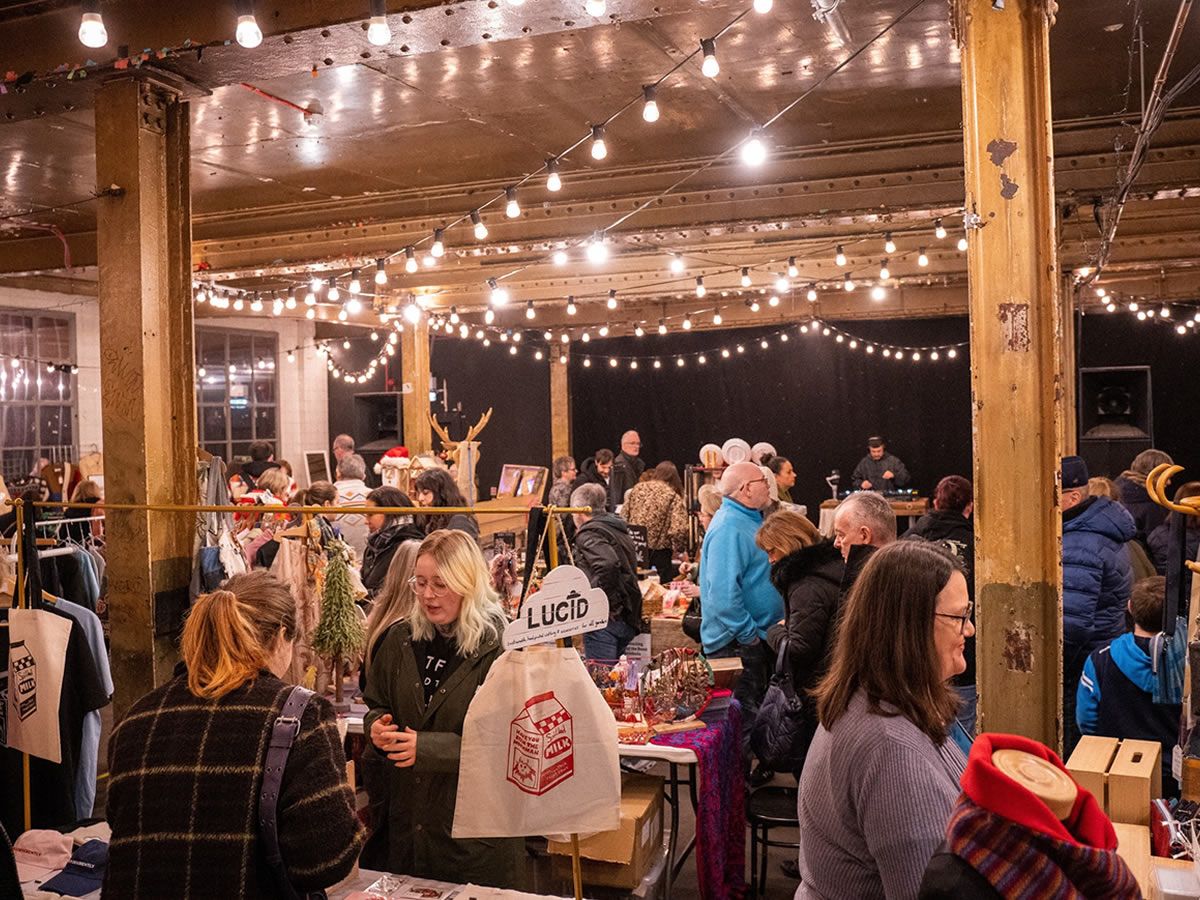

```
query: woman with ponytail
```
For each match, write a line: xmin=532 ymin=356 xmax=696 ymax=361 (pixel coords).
xmin=104 ymin=570 xmax=364 ymax=899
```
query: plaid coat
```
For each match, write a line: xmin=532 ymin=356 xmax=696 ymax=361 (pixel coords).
xmin=103 ymin=673 xmax=363 ymax=898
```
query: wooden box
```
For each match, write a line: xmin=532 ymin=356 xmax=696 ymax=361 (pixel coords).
xmin=1066 ymin=735 xmax=1121 ymax=810
xmin=1109 ymin=739 xmax=1162 ymax=827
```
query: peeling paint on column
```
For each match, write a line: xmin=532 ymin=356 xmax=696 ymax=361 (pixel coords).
xmin=998 ymin=303 xmax=1031 ymax=351
xmin=986 ymin=138 xmax=1018 ymax=166
xmin=1003 ymin=622 xmax=1035 ymax=672
xmin=1000 ymin=174 xmax=1019 ymax=198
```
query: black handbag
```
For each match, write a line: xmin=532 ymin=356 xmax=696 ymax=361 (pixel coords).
xmin=682 ymin=593 xmax=702 ymax=643
xmin=750 ymin=638 xmax=810 ymax=773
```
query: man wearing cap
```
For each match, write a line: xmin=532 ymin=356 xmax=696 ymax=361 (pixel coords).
xmin=1061 ymin=454 xmax=1136 ymax=755
xmin=851 ymin=436 xmax=910 ymax=492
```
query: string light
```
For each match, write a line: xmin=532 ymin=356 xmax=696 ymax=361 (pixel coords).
xmin=884 ymin=232 xmax=896 ymax=254
xmin=700 ymin=38 xmax=720 ymax=78
xmin=712 ymin=312 xmax=723 ymax=325
xmin=935 ymin=218 xmax=947 ymax=240
xmin=488 ymin=278 xmax=510 ymax=306
xmin=642 ymin=86 xmax=660 ymax=123
xmin=233 ymin=297 xmax=245 ymax=311
xmin=366 ymin=0 xmax=391 ymax=45
xmin=634 ymin=324 xmax=645 ymax=337
xmin=787 ymin=257 xmax=799 ymax=278
xmin=843 ymin=273 xmax=855 ymax=292
xmin=567 ymin=297 xmax=578 ymax=315
xmin=695 ymin=276 xmax=706 ymax=298
xmin=78 ymin=0 xmax=107 ymax=48
xmin=598 ymin=324 xmax=609 ymax=337
xmin=404 ymin=246 xmax=418 ymax=273
xmin=250 ymin=295 xmax=264 ymax=313
xmin=526 ymin=301 xmax=536 ymax=320
xmin=234 ymin=0 xmax=263 ymax=48
xmin=348 ymin=269 xmax=362 ymax=293
xmin=546 ymin=158 xmax=563 ymax=192
xmin=749 ymin=299 xmax=761 ymax=312
xmin=917 ymin=248 xmax=929 ymax=267
xmin=553 ymin=249 xmax=569 ymax=266
xmin=658 ymin=318 xmax=668 ymax=335
xmin=768 ymin=294 xmax=780 ymax=307
xmin=682 ymin=315 xmax=693 ymax=330
xmin=806 ymin=286 xmax=818 ymax=302
xmin=835 ymin=245 xmax=847 ymax=266
xmin=505 ymin=187 xmax=521 ymax=219
xmin=586 ymin=232 xmax=609 ymax=264
xmin=484 ymin=309 xmax=496 ymax=324
xmin=585 ymin=0 xmax=607 ymax=16
xmin=741 ymin=268 xmax=752 ymax=288
xmin=740 ymin=128 xmax=768 ymax=167
xmin=607 ymin=289 xmax=618 ymax=310
xmin=774 ymin=274 xmax=790 ymax=293
xmin=753 ymin=0 xmax=773 ymax=12
xmin=431 ymin=229 xmax=445 ymax=258
xmin=871 ymin=285 xmax=887 ymax=301
xmin=590 ymin=125 xmax=608 ymax=160
xmin=375 ymin=259 xmax=388 ymax=285
xmin=471 ymin=209 xmax=488 ymax=240
xmin=879 ymin=259 xmax=890 ymax=280
xmin=310 ymin=274 xmax=323 ymax=293
xmin=670 ymin=254 xmax=685 ymax=274
xmin=327 ymin=279 xmax=340 ymax=302
xmin=957 ymin=234 xmax=969 ymax=252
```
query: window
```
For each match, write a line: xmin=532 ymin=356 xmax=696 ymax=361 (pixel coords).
xmin=195 ymin=328 xmax=278 ymax=463
xmin=0 ymin=310 xmax=77 ymax=482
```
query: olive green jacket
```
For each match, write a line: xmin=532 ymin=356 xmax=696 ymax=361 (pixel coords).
xmin=363 ymin=620 xmax=524 ymax=888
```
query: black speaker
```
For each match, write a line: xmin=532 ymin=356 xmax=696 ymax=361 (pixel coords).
xmin=1078 ymin=366 xmax=1153 ymax=478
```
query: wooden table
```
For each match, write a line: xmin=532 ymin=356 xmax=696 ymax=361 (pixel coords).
xmin=818 ymin=496 xmax=928 ymax=536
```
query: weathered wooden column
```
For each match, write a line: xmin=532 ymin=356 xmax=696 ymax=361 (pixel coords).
xmin=401 ymin=318 xmax=432 ymax=455
xmin=95 ymin=75 xmax=197 ymax=718
xmin=958 ymin=0 xmax=1064 ymax=748
xmin=550 ymin=347 xmax=572 ymax=460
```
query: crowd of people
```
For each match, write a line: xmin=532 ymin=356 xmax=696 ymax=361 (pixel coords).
xmin=89 ymin=428 xmax=1195 ymax=898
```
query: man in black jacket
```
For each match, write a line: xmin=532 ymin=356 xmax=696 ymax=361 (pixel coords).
xmin=904 ymin=474 xmax=977 ymax=734
xmin=571 ymin=483 xmax=643 ymax=659
xmin=608 ymin=431 xmax=645 ymax=511
xmin=850 ymin=436 xmax=910 ymax=492
xmin=570 ymin=449 xmax=614 ymax=498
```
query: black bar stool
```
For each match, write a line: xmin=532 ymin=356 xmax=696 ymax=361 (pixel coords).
xmin=747 ymin=785 xmax=800 ymax=898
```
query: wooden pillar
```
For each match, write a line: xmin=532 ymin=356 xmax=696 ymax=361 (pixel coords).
xmin=550 ymin=347 xmax=572 ymax=460
xmin=958 ymin=0 xmax=1064 ymax=748
xmin=95 ymin=75 xmax=197 ymax=719
xmin=1059 ymin=278 xmax=1079 ymax=456
xmin=401 ymin=318 xmax=432 ymax=455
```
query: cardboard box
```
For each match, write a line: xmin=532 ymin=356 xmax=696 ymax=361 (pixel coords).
xmin=1066 ymin=736 xmax=1121 ymax=810
xmin=1109 ymin=739 xmax=1162 ymax=826
xmin=548 ymin=773 xmax=665 ymax=889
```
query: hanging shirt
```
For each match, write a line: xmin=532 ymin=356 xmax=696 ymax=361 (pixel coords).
xmin=413 ymin=631 xmax=461 ymax=704
xmin=53 ymin=598 xmax=112 ymax=820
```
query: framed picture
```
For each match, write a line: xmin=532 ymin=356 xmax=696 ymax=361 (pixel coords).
xmin=497 ymin=464 xmax=524 ymax=497
xmin=518 ymin=466 xmax=548 ymax=501
xmin=305 ymin=450 xmax=331 ymax=488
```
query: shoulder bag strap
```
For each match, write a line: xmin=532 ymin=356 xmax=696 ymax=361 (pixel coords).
xmin=259 ymin=685 xmax=318 ymax=900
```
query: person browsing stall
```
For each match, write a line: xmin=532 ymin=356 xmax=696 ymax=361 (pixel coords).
xmin=412 ymin=467 xmax=480 ymax=540
xmin=104 ymin=571 xmax=363 ymax=898
xmin=799 ymin=542 xmax=972 ymax=900
xmin=360 ymin=486 xmax=425 ymax=600
xmin=363 ymin=529 xmax=524 ymax=887
xmin=570 ymin=482 xmax=644 ymax=659
xmin=851 ymin=436 xmax=910 ymax=491
xmin=608 ymin=430 xmax=646 ymax=511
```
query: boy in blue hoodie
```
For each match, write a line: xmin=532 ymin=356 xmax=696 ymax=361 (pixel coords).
xmin=1076 ymin=575 xmax=1181 ymax=797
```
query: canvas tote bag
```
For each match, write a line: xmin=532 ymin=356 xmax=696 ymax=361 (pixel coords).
xmin=452 ymin=645 xmax=621 ymax=839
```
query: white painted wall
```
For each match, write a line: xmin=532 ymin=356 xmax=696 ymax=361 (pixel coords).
xmin=0 ymin=287 xmax=329 ymax=485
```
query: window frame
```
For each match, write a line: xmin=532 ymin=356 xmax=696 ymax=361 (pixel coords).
xmin=194 ymin=326 xmax=279 ymax=464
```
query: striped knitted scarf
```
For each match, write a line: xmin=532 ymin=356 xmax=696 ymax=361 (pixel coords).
xmin=946 ymin=734 xmax=1140 ymax=900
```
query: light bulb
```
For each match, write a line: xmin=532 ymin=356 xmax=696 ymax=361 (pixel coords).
xmin=843 ymin=274 xmax=855 ymax=292
xmin=484 ymin=309 xmax=495 ymax=325
xmin=768 ymin=295 xmax=780 ymax=307
xmin=375 ymin=260 xmax=388 ymax=285
xmin=871 ymin=285 xmax=887 ymax=301
xmin=505 ymin=187 xmax=520 ymax=218
xmin=634 ymin=325 xmax=645 ymax=337
xmin=917 ymin=248 xmax=929 ymax=267
xmin=234 ymin=297 xmax=245 ymax=311
xmin=566 ymin=298 xmax=578 ymax=315
xmin=78 ymin=5 xmax=107 ymax=48
xmin=1128 ymin=301 xmax=1139 ymax=312
xmin=449 ymin=307 xmax=460 ymax=324
xmin=310 ymin=274 xmax=323 ymax=293
xmin=806 ymin=286 xmax=818 ymax=302
xmin=695 ymin=276 xmax=706 ymax=298
xmin=934 ymin=218 xmax=947 ymax=240
xmin=750 ymin=300 xmax=760 ymax=312
xmin=235 ymin=13 xmax=263 ymax=49
xmin=328 ymin=281 xmax=340 ymax=302
xmin=526 ymin=301 xmax=536 ymax=320
xmin=884 ymin=232 xmax=896 ymax=254
xmin=713 ymin=313 xmax=723 ymax=325
xmin=586 ymin=232 xmax=609 ymax=264
xmin=700 ymin=38 xmax=719 ymax=78
xmin=367 ymin=17 xmax=391 ymax=46
xmin=250 ymin=296 xmax=264 ymax=313
xmin=607 ymin=289 xmax=618 ymax=310
xmin=488 ymin=280 xmax=509 ymax=306
xmin=552 ymin=249 xmax=568 ymax=266
xmin=370 ymin=331 xmax=379 ymax=342
xmin=404 ymin=246 xmax=418 ymax=273
xmin=670 ymin=254 xmax=685 ymax=274
xmin=581 ymin=332 xmax=590 ymax=343
xmin=346 ymin=296 xmax=363 ymax=315
xmin=599 ymin=325 xmax=609 ymax=337
xmin=787 ymin=256 xmax=798 ymax=278
xmin=585 ymin=0 xmax=606 ymax=15
xmin=658 ymin=319 xmax=667 ymax=334
xmin=590 ymin=125 xmax=608 ymax=160
xmin=835 ymin=245 xmax=846 ymax=266
xmin=642 ymin=86 xmax=659 ymax=123
xmin=1160 ymin=306 xmax=1171 ymax=318
xmin=1095 ymin=287 xmax=1107 ymax=298
xmin=957 ymin=235 xmax=969 ymax=252
xmin=348 ymin=270 xmax=362 ymax=294
xmin=740 ymin=268 xmax=752 ymax=287
xmin=560 ymin=333 xmax=570 ymax=344
xmin=682 ymin=316 xmax=692 ymax=330
xmin=740 ymin=128 xmax=768 ymax=167
xmin=754 ymin=0 xmax=773 ymax=11
xmin=430 ymin=228 xmax=445 ymax=258
xmin=774 ymin=275 xmax=790 ymax=293
xmin=404 ymin=302 xmax=422 ymax=324
xmin=879 ymin=260 xmax=890 ymax=280
xmin=546 ymin=158 xmax=562 ymax=192
xmin=471 ymin=209 xmax=488 ymax=240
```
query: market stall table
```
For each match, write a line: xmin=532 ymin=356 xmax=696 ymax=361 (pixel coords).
xmin=328 ymin=871 xmax=570 ymax=899
xmin=818 ymin=496 xmax=928 ymax=536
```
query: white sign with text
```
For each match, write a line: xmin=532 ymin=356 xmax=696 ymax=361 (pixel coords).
xmin=503 ymin=566 xmax=609 ymax=649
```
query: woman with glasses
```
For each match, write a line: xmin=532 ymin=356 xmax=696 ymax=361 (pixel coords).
xmin=797 ymin=541 xmax=973 ymax=900
xmin=362 ymin=529 xmax=523 ymax=887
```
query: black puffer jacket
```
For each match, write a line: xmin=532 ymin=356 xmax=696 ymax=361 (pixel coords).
xmin=573 ymin=513 xmax=643 ymax=628
xmin=360 ymin=521 xmax=426 ymax=598
xmin=765 ymin=541 xmax=845 ymax=697
xmin=904 ymin=509 xmax=977 ymax=685
xmin=571 ymin=456 xmax=610 ymax=499
xmin=1115 ymin=474 xmax=1169 ymax=544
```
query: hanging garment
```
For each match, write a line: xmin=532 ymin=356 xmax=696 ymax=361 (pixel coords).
xmin=55 ymin=550 xmax=99 ymax=614
xmin=53 ymin=598 xmax=112 ymax=819
xmin=190 ymin=457 xmax=246 ymax=601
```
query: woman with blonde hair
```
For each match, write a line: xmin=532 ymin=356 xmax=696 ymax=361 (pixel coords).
xmin=755 ymin=509 xmax=844 ymax=778
xmin=364 ymin=529 xmax=523 ymax=886
xmin=104 ymin=570 xmax=362 ymax=898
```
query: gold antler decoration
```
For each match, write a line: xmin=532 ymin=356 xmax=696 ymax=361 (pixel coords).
xmin=428 ymin=407 xmax=493 ymax=467
xmin=1145 ymin=464 xmax=1200 ymax=573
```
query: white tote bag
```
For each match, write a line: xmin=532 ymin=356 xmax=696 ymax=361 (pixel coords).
xmin=4 ymin=607 xmax=71 ymax=763
xmin=452 ymin=645 xmax=621 ymax=839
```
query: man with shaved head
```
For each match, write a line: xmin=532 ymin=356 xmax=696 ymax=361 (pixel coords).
xmin=608 ymin=429 xmax=645 ymax=511
xmin=700 ymin=460 xmax=783 ymax=780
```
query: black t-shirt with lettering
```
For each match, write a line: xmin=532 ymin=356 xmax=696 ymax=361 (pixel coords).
xmin=413 ymin=630 xmax=461 ymax=704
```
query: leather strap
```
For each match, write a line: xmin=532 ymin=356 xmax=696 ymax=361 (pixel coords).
xmin=258 ymin=685 xmax=315 ymax=900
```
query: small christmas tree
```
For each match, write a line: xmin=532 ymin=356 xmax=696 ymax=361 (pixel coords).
xmin=312 ymin=539 xmax=366 ymax=707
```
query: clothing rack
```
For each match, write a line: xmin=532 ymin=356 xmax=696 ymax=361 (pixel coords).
xmin=32 ymin=515 xmax=106 ymax=527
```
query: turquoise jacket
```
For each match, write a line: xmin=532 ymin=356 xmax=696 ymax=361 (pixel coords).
xmin=699 ymin=497 xmax=783 ymax=651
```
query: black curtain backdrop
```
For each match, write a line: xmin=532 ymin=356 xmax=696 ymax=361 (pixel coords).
xmin=1078 ymin=311 xmax=1200 ymax=472
xmin=568 ymin=317 xmax=974 ymax=513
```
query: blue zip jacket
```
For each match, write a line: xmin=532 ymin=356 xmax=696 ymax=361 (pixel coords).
xmin=1062 ymin=496 xmax=1136 ymax=663
xmin=698 ymin=497 xmax=783 ymax=652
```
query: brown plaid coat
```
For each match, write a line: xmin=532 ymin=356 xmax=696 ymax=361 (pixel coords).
xmin=102 ymin=673 xmax=363 ymax=898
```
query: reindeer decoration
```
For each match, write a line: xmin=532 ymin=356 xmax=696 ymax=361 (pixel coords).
xmin=429 ymin=407 xmax=493 ymax=504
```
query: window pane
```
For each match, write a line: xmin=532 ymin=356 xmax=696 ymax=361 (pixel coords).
xmin=231 ymin=441 xmax=252 ymax=462
xmin=227 ymin=334 xmax=253 ymax=372
xmin=254 ymin=406 xmax=276 ymax=441
xmin=2 ymin=405 xmax=35 ymax=447
xmin=37 ymin=317 xmax=70 ymax=366
xmin=40 ymin=406 xmax=64 ymax=446
xmin=230 ymin=405 xmax=252 ymax=442
xmin=201 ymin=405 xmax=227 ymax=445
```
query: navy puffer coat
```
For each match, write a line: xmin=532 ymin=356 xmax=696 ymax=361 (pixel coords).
xmin=1062 ymin=496 xmax=1136 ymax=664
